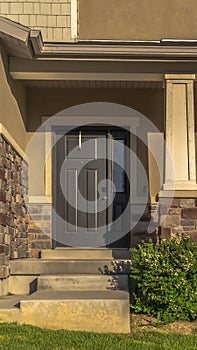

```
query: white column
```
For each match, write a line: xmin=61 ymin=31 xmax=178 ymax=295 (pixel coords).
xmin=164 ymin=74 xmax=197 ymax=190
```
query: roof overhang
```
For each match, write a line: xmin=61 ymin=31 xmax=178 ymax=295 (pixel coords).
xmin=2 ymin=16 xmax=197 ymax=83
xmin=2 ymin=16 xmax=197 ymax=61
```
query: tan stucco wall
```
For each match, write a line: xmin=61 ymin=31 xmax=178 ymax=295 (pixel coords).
xmin=0 ymin=46 xmax=26 ymax=151
xmin=27 ymin=88 xmax=164 ymax=131
xmin=26 ymin=132 xmax=45 ymax=196
xmin=0 ymin=0 xmax=71 ymax=42
xmin=79 ymin=0 xmax=197 ymax=40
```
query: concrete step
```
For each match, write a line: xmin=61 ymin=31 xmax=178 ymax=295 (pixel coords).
xmin=0 ymin=295 xmax=21 ymax=323
xmin=37 ymin=274 xmax=129 ymax=291
xmin=10 ymin=259 xmax=131 ymax=275
xmin=19 ymin=290 xmax=130 ymax=333
xmin=41 ymin=248 xmax=113 ymax=260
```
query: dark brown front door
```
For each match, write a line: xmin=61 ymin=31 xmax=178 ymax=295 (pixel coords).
xmin=53 ymin=127 xmax=130 ymax=248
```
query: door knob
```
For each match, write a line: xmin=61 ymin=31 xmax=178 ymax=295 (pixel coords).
xmin=102 ymin=196 xmax=107 ymax=200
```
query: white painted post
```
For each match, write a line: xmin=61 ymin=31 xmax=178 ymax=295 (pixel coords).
xmin=164 ymin=74 xmax=197 ymax=190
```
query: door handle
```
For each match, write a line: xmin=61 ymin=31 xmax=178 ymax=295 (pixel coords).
xmin=102 ymin=196 xmax=107 ymax=200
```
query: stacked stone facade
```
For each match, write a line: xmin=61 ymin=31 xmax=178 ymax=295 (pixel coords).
xmin=160 ymin=198 xmax=197 ymax=241
xmin=28 ymin=203 xmax=52 ymax=258
xmin=0 ymin=134 xmax=28 ymax=291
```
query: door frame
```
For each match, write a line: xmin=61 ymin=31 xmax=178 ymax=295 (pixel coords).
xmin=52 ymin=125 xmax=130 ymax=248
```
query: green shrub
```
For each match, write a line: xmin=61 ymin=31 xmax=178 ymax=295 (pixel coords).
xmin=130 ymin=236 xmax=197 ymax=322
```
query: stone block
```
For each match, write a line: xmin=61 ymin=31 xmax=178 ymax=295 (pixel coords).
xmin=179 ymin=199 xmax=195 ymax=208
xmin=17 ymin=245 xmax=28 ymax=259
xmin=29 ymin=205 xmax=42 ymax=214
xmin=160 ymin=214 xmax=181 ymax=228
xmin=0 ymin=254 xmax=5 ymax=265
xmin=30 ymin=214 xmax=42 ymax=221
xmin=0 ymin=214 xmax=6 ymax=226
xmin=4 ymin=234 xmax=10 ymax=245
xmin=30 ymin=241 xmax=51 ymax=250
xmin=2 ymin=245 xmax=9 ymax=256
xmin=130 ymin=231 xmax=157 ymax=247
xmin=161 ymin=227 xmax=171 ymax=239
xmin=28 ymin=249 xmax=40 ymax=258
xmin=182 ymin=231 xmax=197 ymax=242
xmin=182 ymin=208 xmax=197 ymax=219
xmin=0 ymin=170 xmax=5 ymax=180
xmin=0 ymin=265 xmax=9 ymax=278
xmin=168 ymin=208 xmax=182 ymax=215
xmin=0 ymin=145 xmax=6 ymax=156
xmin=0 ymin=233 xmax=4 ymax=244
xmin=6 ymin=193 xmax=12 ymax=202
xmin=28 ymin=228 xmax=43 ymax=234
xmin=181 ymin=219 xmax=195 ymax=227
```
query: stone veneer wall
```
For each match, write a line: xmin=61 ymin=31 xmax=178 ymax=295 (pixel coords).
xmin=159 ymin=198 xmax=197 ymax=241
xmin=28 ymin=203 xmax=52 ymax=258
xmin=0 ymin=133 xmax=28 ymax=295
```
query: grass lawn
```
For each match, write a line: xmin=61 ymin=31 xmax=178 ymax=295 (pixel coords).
xmin=0 ymin=322 xmax=196 ymax=350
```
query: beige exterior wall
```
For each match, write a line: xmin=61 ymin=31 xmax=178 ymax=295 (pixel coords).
xmin=79 ymin=0 xmax=197 ymax=40
xmin=26 ymin=131 xmax=45 ymax=196
xmin=27 ymin=88 xmax=164 ymax=131
xmin=0 ymin=0 xmax=72 ymax=42
xmin=0 ymin=45 xmax=26 ymax=151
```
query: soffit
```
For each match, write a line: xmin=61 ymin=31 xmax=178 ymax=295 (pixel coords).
xmin=24 ymin=79 xmax=163 ymax=89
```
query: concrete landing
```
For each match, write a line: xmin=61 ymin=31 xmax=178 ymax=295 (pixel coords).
xmin=19 ymin=290 xmax=130 ymax=333
xmin=0 ymin=291 xmax=130 ymax=333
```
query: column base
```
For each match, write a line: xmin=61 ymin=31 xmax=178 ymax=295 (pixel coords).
xmin=159 ymin=189 xmax=197 ymax=198
xmin=163 ymin=181 xmax=197 ymax=191
xmin=158 ymin=192 xmax=197 ymax=242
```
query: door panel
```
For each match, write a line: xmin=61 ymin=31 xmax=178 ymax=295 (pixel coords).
xmin=55 ymin=131 xmax=107 ymax=245
xmin=53 ymin=127 xmax=130 ymax=248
